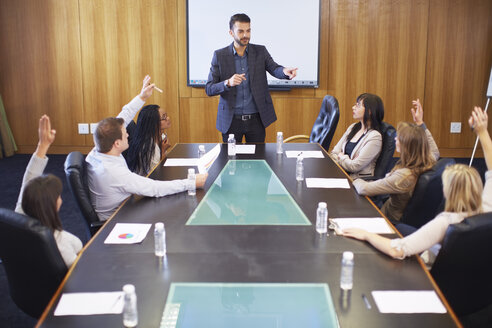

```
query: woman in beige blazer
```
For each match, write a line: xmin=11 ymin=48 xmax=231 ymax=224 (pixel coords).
xmin=331 ymin=93 xmax=384 ymax=179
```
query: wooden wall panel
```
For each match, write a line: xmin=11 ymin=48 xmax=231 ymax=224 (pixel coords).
xmin=424 ymin=0 xmax=492 ymax=156
xmin=0 ymin=0 xmax=84 ymax=152
xmin=179 ymin=97 xmax=221 ymax=143
xmin=79 ymin=0 xmax=179 ymax=147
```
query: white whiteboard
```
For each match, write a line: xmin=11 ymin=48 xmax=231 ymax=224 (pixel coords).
xmin=487 ymin=67 xmax=492 ymax=97
xmin=187 ymin=0 xmax=320 ymax=88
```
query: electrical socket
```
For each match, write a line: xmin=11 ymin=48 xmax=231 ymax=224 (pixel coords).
xmin=78 ymin=123 xmax=89 ymax=134
xmin=90 ymin=123 xmax=98 ymax=134
xmin=450 ymin=122 xmax=461 ymax=134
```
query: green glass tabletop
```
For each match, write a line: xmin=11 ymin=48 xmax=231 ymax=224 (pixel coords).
xmin=186 ymin=160 xmax=310 ymax=225
xmin=160 ymin=283 xmax=338 ymax=328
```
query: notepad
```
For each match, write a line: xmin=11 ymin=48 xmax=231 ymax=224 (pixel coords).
xmin=306 ymin=178 xmax=350 ymax=189
xmin=330 ymin=218 xmax=394 ymax=234
xmin=104 ymin=223 xmax=152 ymax=244
xmin=54 ymin=292 xmax=124 ymax=316
xmin=163 ymin=158 xmax=198 ymax=167
xmin=235 ymin=144 xmax=256 ymax=154
xmin=285 ymin=150 xmax=324 ymax=158
xmin=371 ymin=290 xmax=447 ymax=313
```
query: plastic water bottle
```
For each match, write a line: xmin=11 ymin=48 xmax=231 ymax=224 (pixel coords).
xmin=123 ymin=284 xmax=138 ymax=327
xmin=154 ymin=222 xmax=166 ymax=257
xmin=276 ymin=131 xmax=283 ymax=154
xmin=296 ymin=156 xmax=304 ymax=181
xmin=316 ymin=202 xmax=328 ymax=234
xmin=198 ymin=145 xmax=206 ymax=158
xmin=187 ymin=168 xmax=196 ymax=196
xmin=228 ymin=134 xmax=236 ymax=156
xmin=340 ymin=251 xmax=354 ymax=290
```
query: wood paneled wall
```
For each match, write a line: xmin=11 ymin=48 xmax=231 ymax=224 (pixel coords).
xmin=0 ymin=0 xmax=490 ymax=157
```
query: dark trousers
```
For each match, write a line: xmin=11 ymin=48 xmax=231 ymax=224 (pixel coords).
xmin=221 ymin=113 xmax=266 ymax=143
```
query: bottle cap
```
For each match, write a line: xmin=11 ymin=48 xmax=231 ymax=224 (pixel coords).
xmin=318 ymin=202 xmax=327 ymax=208
xmin=229 ymin=134 xmax=234 ymax=138
xmin=155 ymin=222 xmax=164 ymax=231
xmin=123 ymin=284 xmax=135 ymax=293
xmin=188 ymin=168 xmax=195 ymax=174
xmin=277 ymin=131 xmax=283 ymax=136
xmin=199 ymin=145 xmax=205 ymax=151
xmin=343 ymin=251 xmax=354 ymax=260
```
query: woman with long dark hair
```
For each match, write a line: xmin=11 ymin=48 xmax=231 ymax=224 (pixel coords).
xmin=125 ymin=104 xmax=171 ymax=175
xmin=330 ymin=93 xmax=384 ymax=178
xmin=15 ymin=115 xmax=82 ymax=267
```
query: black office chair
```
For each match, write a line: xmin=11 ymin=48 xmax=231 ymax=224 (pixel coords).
xmin=64 ymin=151 xmax=104 ymax=236
xmin=284 ymin=95 xmax=340 ymax=152
xmin=431 ymin=212 xmax=492 ymax=317
xmin=400 ymin=158 xmax=455 ymax=229
xmin=0 ymin=208 xmax=68 ymax=318
xmin=371 ymin=122 xmax=396 ymax=179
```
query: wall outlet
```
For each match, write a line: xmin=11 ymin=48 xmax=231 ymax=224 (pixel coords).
xmin=90 ymin=123 xmax=98 ymax=134
xmin=78 ymin=123 xmax=89 ymax=134
xmin=450 ymin=122 xmax=461 ymax=134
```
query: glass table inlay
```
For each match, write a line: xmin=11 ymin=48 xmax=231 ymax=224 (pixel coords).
xmin=186 ymin=160 xmax=310 ymax=225
xmin=160 ymin=283 xmax=339 ymax=328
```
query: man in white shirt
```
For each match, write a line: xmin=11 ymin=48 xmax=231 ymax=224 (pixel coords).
xmin=86 ymin=76 xmax=208 ymax=220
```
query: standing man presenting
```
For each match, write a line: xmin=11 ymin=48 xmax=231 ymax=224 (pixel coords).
xmin=205 ymin=13 xmax=297 ymax=143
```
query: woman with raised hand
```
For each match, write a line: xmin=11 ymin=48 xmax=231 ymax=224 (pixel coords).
xmin=342 ymin=106 xmax=491 ymax=267
xmin=15 ymin=115 xmax=82 ymax=268
xmin=351 ymin=99 xmax=439 ymax=222
xmin=125 ymin=104 xmax=172 ymax=175
xmin=330 ymin=93 xmax=384 ymax=178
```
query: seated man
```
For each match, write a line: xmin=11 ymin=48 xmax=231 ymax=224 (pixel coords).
xmin=86 ymin=76 xmax=207 ymax=220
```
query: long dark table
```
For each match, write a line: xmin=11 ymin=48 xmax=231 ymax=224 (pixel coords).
xmin=38 ymin=143 xmax=460 ymax=327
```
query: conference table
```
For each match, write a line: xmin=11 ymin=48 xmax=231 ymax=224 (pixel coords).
xmin=38 ymin=143 xmax=460 ymax=327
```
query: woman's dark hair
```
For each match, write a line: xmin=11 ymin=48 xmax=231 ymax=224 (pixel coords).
xmin=125 ymin=104 xmax=162 ymax=175
xmin=22 ymin=174 xmax=63 ymax=231
xmin=346 ymin=93 xmax=384 ymax=142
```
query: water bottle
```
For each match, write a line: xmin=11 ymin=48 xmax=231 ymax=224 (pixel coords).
xmin=123 ymin=284 xmax=138 ymax=327
xmin=227 ymin=134 xmax=236 ymax=156
xmin=340 ymin=251 xmax=354 ymax=290
xmin=296 ymin=156 xmax=304 ymax=181
xmin=154 ymin=222 xmax=166 ymax=257
xmin=198 ymin=145 xmax=206 ymax=158
xmin=187 ymin=168 xmax=196 ymax=196
xmin=316 ymin=202 xmax=328 ymax=234
xmin=276 ymin=131 xmax=283 ymax=154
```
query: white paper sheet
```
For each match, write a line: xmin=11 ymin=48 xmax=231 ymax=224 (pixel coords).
xmin=330 ymin=218 xmax=394 ymax=234
xmin=285 ymin=150 xmax=324 ymax=158
xmin=104 ymin=223 xmax=152 ymax=244
xmin=197 ymin=143 xmax=221 ymax=173
xmin=371 ymin=290 xmax=447 ymax=313
xmin=235 ymin=144 xmax=256 ymax=154
xmin=305 ymin=178 xmax=350 ymax=189
xmin=163 ymin=158 xmax=198 ymax=167
xmin=54 ymin=292 xmax=124 ymax=316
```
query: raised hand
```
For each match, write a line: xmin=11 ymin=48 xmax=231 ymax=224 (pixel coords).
xmin=410 ymin=98 xmax=424 ymax=125
xmin=36 ymin=115 xmax=56 ymax=158
xmin=468 ymin=106 xmax=488 ymax=134
xmin=139 ymin=75 xmax=155 ymax=101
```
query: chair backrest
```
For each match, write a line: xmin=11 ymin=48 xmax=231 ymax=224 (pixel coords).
xmin=400 ymin=158 xmax=455 ymax=228
xmin=64 ymin=151 xmax=102 ymax=235
xmin=0 ymin=208 xmax=67 ymax=318
xmin=309 ymin=95 xmax=340 ymax=151
xmin=372 ymin=122 xmax=396 ymax=179
xmin=431 ymin=212 xmax=492 ymax=316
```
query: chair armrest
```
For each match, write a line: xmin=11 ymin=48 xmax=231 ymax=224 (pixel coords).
xmin=284 ymin=135 xmax=310 ymax=143
xmin=89 ymin=221 xmax=105 ymax=235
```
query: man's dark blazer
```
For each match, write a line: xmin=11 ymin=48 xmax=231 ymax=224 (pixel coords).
xmin=205 ymin=43 xmax=288 ymax=134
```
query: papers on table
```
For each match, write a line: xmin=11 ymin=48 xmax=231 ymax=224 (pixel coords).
xmin=197 ymin=143 xmax=221 ymax=173
xmin=164 ymin=158 xmax=198 ymax=167
xmin=285 ymin=150 xmax=324 ymax=158
xmin=371 ymin=291 xmax=447 ymax=313
xmin=330 ymin=218 xmax=394 ymax=234
xmin=235 ymin=144 xmax=256 ymax=154
xmin=104 ymin=223 xmax=152 ymax=244
xmin=306 ymin=178 xmax=350 ymax=189
xmin=54 ymin=292 xmax=124 ymax=316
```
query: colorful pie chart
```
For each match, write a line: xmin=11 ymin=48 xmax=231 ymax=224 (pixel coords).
xmin=118 ymin=233 xmax=134 ymax=239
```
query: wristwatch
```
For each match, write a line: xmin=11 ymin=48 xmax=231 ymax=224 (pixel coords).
xmin=224 ymin=80 xmax=228 ymax=87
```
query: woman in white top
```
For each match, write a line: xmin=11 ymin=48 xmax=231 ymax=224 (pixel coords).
xmin=342 ymin=106 xmax=492 ymax=267
xmin=331 ymin=93 xmax=384 ymax=179
xmin=125 ymin=104 xmax=172 ymax=176
xmin=15 ymin=115 xmax=82 ymax=268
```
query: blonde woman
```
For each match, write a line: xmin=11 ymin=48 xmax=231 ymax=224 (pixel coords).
xmin=352 ymin=99 xmax=439 ymax=221
xmin=342 ymin=106 xmax=492 ymax=267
